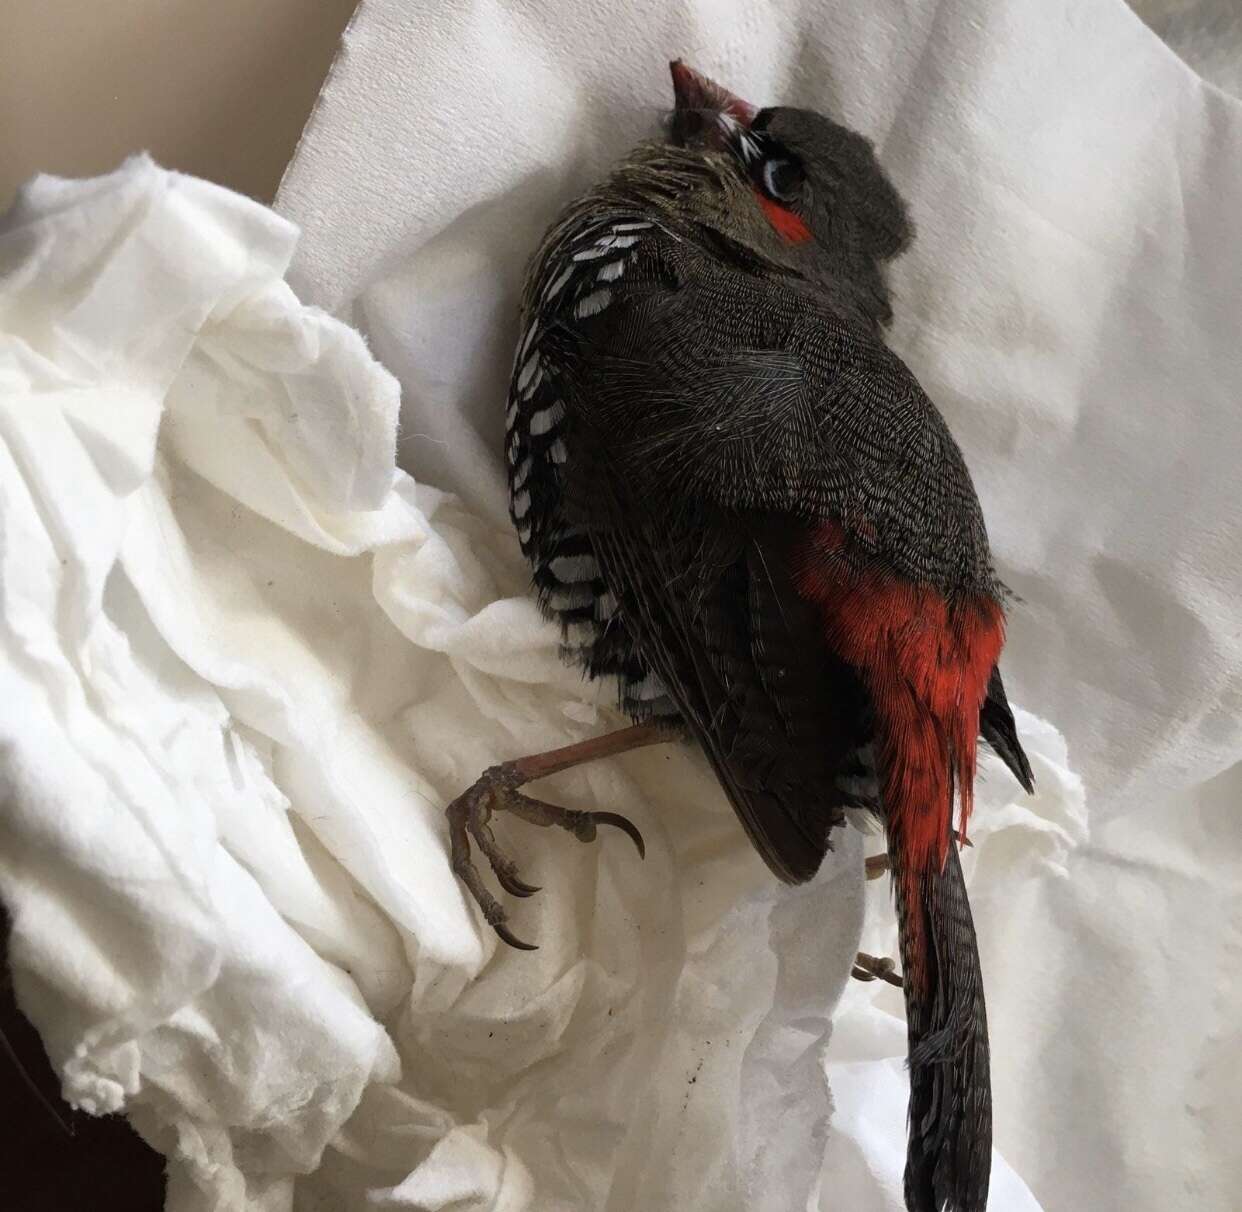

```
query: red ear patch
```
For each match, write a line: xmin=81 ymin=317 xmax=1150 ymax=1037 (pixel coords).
xmin=755 ymin=191 xmax=812 ymax=243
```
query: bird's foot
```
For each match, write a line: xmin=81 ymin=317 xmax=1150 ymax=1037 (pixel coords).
xmin=852 ymin=951 xmax=903 ymax=988
xmin=446 ymin=766 xmax=644 ymax=951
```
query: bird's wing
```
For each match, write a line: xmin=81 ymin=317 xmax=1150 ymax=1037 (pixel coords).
xmin=590 ymin=508 xmax=869 ymax=883
xmin=551 ymin=236 xmax=870 ymax=880
xmin=980 ymin=666 xmax=1035 ymax=793
xmin=560 ymin=231 xmax=997 ymax=595
xmin=553 ymin=232 xmax=1028 ymax=881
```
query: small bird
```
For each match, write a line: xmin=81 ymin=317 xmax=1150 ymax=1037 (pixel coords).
xmin=446 ymin=61 xmax=1034 ymax=1212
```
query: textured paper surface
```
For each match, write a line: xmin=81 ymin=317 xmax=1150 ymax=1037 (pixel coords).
xmin=0 ymin=154 xmax=1056 ymax=1210
xmin=0 ymin=0 xmax=1238 ymax=1209
xmin=272 ymin=0 xmax=1242 ymax=1208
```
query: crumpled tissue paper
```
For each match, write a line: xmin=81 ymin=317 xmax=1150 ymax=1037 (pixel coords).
xmin=0 ymin=155 xmax=1057 ymax=1210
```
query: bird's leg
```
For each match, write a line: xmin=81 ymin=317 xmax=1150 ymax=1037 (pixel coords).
xmin=852 ymin=952 xmax=903 ymax=988
xmin=864 ymin=830 xmax=973 ymax=880
xmin=857 ymin=831 xmax=975 ymax=982
xmin=446 ymin=722 xmax=676 ymax=950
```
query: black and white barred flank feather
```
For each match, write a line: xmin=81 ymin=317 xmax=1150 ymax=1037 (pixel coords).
xmin=506 ymin=208 xmax=681 ymax=722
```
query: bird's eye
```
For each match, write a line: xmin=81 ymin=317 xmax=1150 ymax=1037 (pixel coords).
xmin=762 ymin=157 xmax=805 ymax=202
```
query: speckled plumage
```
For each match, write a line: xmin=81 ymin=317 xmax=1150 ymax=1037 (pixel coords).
xmin=504 ymin=66 xmax=1033 ymax=1212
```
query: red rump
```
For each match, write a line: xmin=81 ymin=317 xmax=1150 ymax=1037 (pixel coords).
xmin=756 ymin=191 xmax=812 ymax=243
xmin=794 ymin=522 xmax=1004 ymax=987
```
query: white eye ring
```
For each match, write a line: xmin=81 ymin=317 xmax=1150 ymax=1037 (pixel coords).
xmin=762 ymin=158 xmax=800 ymax=200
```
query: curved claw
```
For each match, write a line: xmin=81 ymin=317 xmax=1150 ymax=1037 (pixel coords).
xmin=592 ymin=811 xmax=646 ymax=859
xmin=494 ymin=921 xmax=539 ymax=951
xmin=495 ymin=868 xmax=542 ymax=898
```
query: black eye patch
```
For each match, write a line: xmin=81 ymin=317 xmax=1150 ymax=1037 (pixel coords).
xmin=734 ymin=118 xmax=806 ymax=202
xmin=761 ymin=157 xmax=806 ymax=201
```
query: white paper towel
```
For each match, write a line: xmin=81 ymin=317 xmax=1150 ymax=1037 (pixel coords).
xmin=277 ymin=0 xmax=1242 ymax=818
xmin=0 ymin=152 xmax=1064 ymax=1210
xmin=269 ymin=0 xmax=1242 ymax=1209
xmin=1130 ymin=0 xmax=1242 ymax=96
xmin=1 ymin=0 xmax=1239 ymax=1209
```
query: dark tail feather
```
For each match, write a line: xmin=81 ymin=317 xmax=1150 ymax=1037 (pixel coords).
xmin=980 ymin=666 xmax=1034 ymax=794
xmin=893 ymin=838 xmax=992 ymax=1212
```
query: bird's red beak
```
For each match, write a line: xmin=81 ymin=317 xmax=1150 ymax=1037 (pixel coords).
xmin=669 ymin=60 xmax=756 ymax=147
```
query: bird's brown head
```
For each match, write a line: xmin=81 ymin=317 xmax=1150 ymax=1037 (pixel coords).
xmin=668 ymin=61 xmax=913 ymax=302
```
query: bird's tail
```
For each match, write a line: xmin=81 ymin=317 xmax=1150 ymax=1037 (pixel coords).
xmin=793 ymin=540 xmax=1001 ymax=1209
xmin=892 ymin=832 xmax=991 ymax=1212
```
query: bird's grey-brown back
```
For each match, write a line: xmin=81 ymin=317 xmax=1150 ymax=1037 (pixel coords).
xmin=504 ymin=73 xmax=998 ymax=731
xmin=499 ymin=64 xmax=1031 ymax=1212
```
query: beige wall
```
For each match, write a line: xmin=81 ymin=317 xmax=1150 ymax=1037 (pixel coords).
xmin=0 ymin=0 xmax=359 ymax=209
